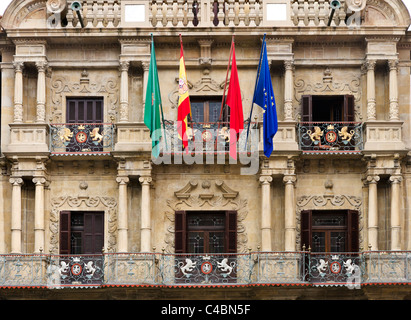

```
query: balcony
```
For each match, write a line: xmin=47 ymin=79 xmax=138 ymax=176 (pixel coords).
xmin=49 ymin=123 xmax=115 ymax=156
xmin=0 ymin=251 xmax=409 ymax=289
xmin=40 ymin=0 xmax=350 ymax=30
xmin=298 ymin=122 xmax=364 ymax=155
xmin=159 ymin=121 xmax=259 ymax=155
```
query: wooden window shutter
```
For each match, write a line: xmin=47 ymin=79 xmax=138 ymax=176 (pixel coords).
xmin=344 ymin=95 xmax=355 ymax=122
xmin=83 ymin=212 xmax=104 ymax=254
xmin=226 ymin=211 xmax=237 ymax=254
xmin=300 ymin=210 xmax=312 ymax=250
xmin=348 ymin=210 xmax=359 ymax=253
xmin=301 ymin=95 xmax=312 ymax=122
xmin=175 ymin=211 xmax=186 ymax=254
xmin=60 ymin=211 xmax=71 ymax=254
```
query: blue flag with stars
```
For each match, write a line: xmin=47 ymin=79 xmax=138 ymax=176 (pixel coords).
xmin=252 ymin=36 xmax=278 ymax=158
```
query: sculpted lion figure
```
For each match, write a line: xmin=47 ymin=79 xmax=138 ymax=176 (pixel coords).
xmin=338 ymin=126 xmax=354 ymax=142
xmin=58 ymin=127 xmax=73 ymax=141
xmin=90 ymin=127 xmax=104 ymax=143
xmin=307 ymin=126 xmax=323 ymax=142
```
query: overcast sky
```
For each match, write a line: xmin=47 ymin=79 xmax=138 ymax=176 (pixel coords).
xmin=0 ymin=0 xmax=410 ymax=29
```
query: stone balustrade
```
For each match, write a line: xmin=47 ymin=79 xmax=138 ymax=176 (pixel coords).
xmin=49 ymin=0 xmax=358 ymax=29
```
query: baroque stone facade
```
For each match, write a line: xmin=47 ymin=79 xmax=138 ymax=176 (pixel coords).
xmin=0 ymin=0 xmax=411 ymax=299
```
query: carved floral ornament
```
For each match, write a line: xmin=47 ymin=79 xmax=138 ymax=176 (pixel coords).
xmin=164 ymin=180 xmax=249 ymax=253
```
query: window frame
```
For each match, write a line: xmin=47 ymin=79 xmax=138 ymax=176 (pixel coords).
xmin=175 ymin=210 xmax=237 ymax=254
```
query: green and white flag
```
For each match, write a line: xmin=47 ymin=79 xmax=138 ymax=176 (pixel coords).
xmin=144 ymin=36 xmax=163 ymax=158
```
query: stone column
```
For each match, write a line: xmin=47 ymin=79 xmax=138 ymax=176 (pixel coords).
xmin=33 ymin=177 xmax=46 ymax=253
xmin=9 ymin=178 xmax=23 ymax=253
xmin=13 ymin=62 xmax=24 ymax=123
xmin=388 ymin=59 xmax=399 ymax=121
xmin=390 ymin=175 xmax=402 ymax=250
xmin=259 ymin=175 xmax=273 ymax=252
xmin=119 ymin=61 xmax=130 ymax=122
xmin=116 ymin=176 xmax=129 ymax=252
xmin=366 ymin=59 xmax=376 ymax=121
xmin=367 ymin=175 xmax=380 ymax=250
xmin=139 ymin=176 xmax=152 ymax=252
xmin=35 ymin=61 xmax=47 ymax=123
xmin=283 ymin=174 xmax=297 ymax=251
xmin=283 ymin=60 xmax=294 ymax=121
xmin=142 ymin=61 xmax=150 ymax=107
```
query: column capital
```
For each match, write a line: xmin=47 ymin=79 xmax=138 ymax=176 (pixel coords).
xmin=9 ymin=177 xmax=23 ymax=186
xmin=389 ymin=175 xmax=402 ymax=184
xmin=116 ymin=176 xmax=129 ymax=185
xmin=259 ymin=175 xmax=272 ymax=185
xmin=32 ymin=177 xmax=47 ymax=185
xmin=139 ymin=176 xmax=152 ymax=185
xmin=13 ymin=61 xmax=24 ymax=72
xmin=142 ymin=61 xmax=150 ymax=71
xmin=283 ymin=59 xmax=295 ymax=71
xmin=119 ymin=60 xmax=130 ymax=72
xmin=365 ymin=59 xmax=376 ymax=70
xmin=283 ymin=174 xmax=297 ymax=185
xmin=366 ymin=175 xmax=380 ymax=184
xmin=388 ymin=59 xmax=399 ymax=71
xmin=35 ymin=61 xmax=48 ymax=72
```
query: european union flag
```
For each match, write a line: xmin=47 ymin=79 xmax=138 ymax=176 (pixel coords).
xmin=252 ymin=35 xmax=278 ymax=158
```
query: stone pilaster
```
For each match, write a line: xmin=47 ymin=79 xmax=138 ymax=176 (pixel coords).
xmin=367 ymin=175 xmax=380 ymax=250
xmin=139 ymin=176 xmax=152 ymax=252
xmin=9 ymin=177 xmax=23 ymax=253
xmin=283 ymin=174 xmax=297 ymax=251
xmin=13 ymin=62 xmax=24 ymax=123
xmin=35 ymin=61 xmax=47 ymax=123
xmin=390 ymin=175 xmax=402 ymax=250
xmin=119 ymin=61 xmax=130 ymax=122
xmin=283 ymin=60 xmax=294 ymax=121
xmin=259 ymin=175 xmax=273 ymax=252
xmin=116 ymin=176 xmax=129 ymax=252
xmin=388 ymin=59 xmax=399 ymax=121
xmin=365 ymin=59 xmax=376 ymax=121
xmin=33 ymin=177 xmax=46 ymax=253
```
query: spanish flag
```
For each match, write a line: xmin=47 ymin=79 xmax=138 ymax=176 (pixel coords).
xmin=177 ymin=35 xmax=191 ymax=150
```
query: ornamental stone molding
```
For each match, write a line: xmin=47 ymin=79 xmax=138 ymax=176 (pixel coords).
xmin=50 ymin=73 xmax=118 ymax=123
xmin=294 ymin=67 xmax=362 ymax=121
xmin=296 ymin=194 xmax=364 ymax=249
xmin=164 ymin=180 xmax=249 ymax=253
xmin=49 ymin=195 xmax=117 ymax=254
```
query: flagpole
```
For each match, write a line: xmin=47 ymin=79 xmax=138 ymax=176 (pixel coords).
xmin=245 ymin=34 xmax=266 ymax=150
xmin=151 ymin=33 xmax=168 ymax=150
xmin=218 ymin=35 xmax=234 ymax=130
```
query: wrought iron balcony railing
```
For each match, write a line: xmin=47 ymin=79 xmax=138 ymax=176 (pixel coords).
xmin=298 ymin=122 xmax=364 ymax=154
xmin=160 ymin=121 xmax=259 ymax=155
xmin=49 ymin=123 xmax=115 ymax=156
xmin=0 ymin=251 xmax=410 ymax=289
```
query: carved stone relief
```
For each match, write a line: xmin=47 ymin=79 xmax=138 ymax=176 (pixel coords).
xmin=164 ymin=180 xmax=249 ymax=253
xmin=50 ymin=71 xmax=119 ymax=122
xmin=296 ymin=194 xmax=364 ymax=249
xmin=168 ymin=68 xmax=236 ymax=109
xmin=294 ymin=67 xmax=362 ymax=121
xmin=49 ymin=195 xmax=118 ymax=254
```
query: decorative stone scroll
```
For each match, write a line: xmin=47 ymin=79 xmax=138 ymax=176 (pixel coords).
xmin=50 ymin=73 xmax=118 ymax=123
xmin=49 ymin=195 xmax=117 ymax=254
xmin=164 ymin=180 xmax=249 ymax=253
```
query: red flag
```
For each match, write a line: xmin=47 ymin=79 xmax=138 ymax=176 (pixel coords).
xmin=177 ymin=36 xmax=191 ymax=151
xmin=225 ymin=41 xmax=244 ymax=160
